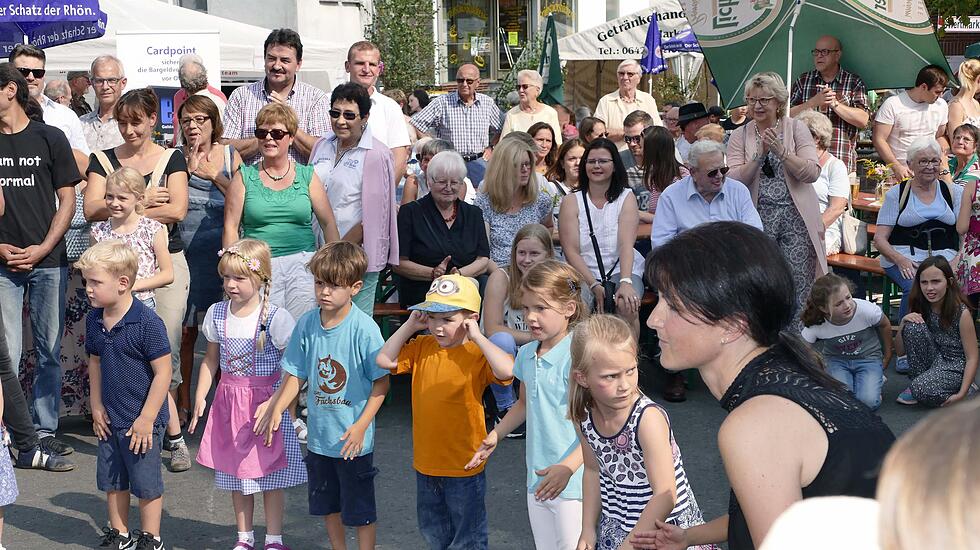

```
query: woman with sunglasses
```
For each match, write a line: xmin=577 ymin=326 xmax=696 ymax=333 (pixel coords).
xmin=727 ymin=72 xmax=822 ymax=332
xmin=84 ymin=87 xmax=193 ymax=472
xmin=308 ymin=82 xmax=398 ymax=316
xmin=174 ymin=95 xmax=242 ymax=428
xmin=223 ymin=102 xmax=340 ymax=323
xmin=500 ymin=70 xmax=562 ymax=147
xmin=558 ymin=138 xmax=645 ymax=335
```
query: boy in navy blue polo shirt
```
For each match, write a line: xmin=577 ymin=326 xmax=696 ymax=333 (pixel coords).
xmin=79 ymin=241 xmax=172 ymax=550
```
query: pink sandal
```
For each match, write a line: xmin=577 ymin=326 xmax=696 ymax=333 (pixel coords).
xmin=263 ymin=544 xmax=290 ymax=550
xmin=232 ymin=542 xmax=254 ymax=550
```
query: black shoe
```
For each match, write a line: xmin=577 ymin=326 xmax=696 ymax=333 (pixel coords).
xmin=506 ymin=422 xmax=526 ymax=439
xmin=39 ymin=435 xmax=74 ymax=456
xmin=99 ymin=526 xmax=132 ymax=548
xmin=127 ymin=531 xmax=165 ymax=550
xmin=661 ymin=373 xmax=687 ymax=403
xmin=14 ymin=445 xmax=74 ymax=471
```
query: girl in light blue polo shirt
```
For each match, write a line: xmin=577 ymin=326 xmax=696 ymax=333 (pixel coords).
xmin=465 ymin=260 xmax=587 ymax=550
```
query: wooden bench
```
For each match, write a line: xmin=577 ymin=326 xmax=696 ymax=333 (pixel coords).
xmin=826 ymin=253 xmax=895 ymax=315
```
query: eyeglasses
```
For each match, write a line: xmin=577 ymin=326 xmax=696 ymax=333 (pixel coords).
xmin=519 ymin=161 xmax=532 ymax=169
xmin=617 ymin=71 xmax=638 ymax=78
xmin=432 ymin=179 xmax=462 ymax=188
xmin=624 ymin=135 xmax=643 ymax=145
xmin=811 ymin=48 xmax=840 ymax=57
xmin=585 ymin=158 xmax=613 ymax=166
xmin=745 ymin=96 xmax=775 ymax=106
xmin=179 ymin=115 xmax=210 ymax=126
xmin=762 ymin=158 xmax=775 ymax=177
xmin=916 ymin=158 xmax=941 ymax=166
xmin=329 ymin=109 xmax=359 ymax=121
xmin=953 ymin=134 xmax=977 ymax=144
xmin=93 ymin=77 xmax=122 ymax=87
xmin=16 ymin=67 xmax=45 ymax=79
xmin=456 ymin=78 xmax=476 ymax=85
xmin=516 ymin=83 xmax=537 ymax=91
xmin=664 ymin=116 xmax=679 ymax=122
xmin=254 ymin=128 xmax=290 ymax=140
xmin=706 ymin=166 xmax=730 ymax=178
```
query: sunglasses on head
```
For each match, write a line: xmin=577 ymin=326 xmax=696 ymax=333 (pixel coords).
xmin=17 ymin=67 xmax=45 ymax=79
xmin=254 ymin=128 xmax=290 ymax=140
xmin=707 ymin=166 xmax=730 ymax=178
xmin=762 ymin=158 xmax=775 ymax=178
xmin=329 ymin=109 xmax=358 ymax=121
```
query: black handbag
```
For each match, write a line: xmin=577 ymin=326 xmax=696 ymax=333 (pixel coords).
xmin=582 ymin=190 xmax=619 ymax=313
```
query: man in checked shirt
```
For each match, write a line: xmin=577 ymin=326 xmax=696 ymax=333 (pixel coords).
xmin=790 ymin=35 xmax=870 ymax=174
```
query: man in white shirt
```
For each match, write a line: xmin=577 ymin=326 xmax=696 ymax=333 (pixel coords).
xmin=9 ymin=44 xmax=90 ymax=171
xmin=873 ymin=64 xmax=949 ymax=181
xmin=345 ymin=40 xmax=411 ymax=182
xmin=594 ymin=59 xmax=663 ymax=150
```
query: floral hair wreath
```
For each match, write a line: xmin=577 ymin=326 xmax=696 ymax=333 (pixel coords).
xmin=217 ymin=246 xmax=270 ymax=282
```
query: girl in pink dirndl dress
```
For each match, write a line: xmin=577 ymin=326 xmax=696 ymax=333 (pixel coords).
xmin=189 ymin=239 xmax=306 ymax=550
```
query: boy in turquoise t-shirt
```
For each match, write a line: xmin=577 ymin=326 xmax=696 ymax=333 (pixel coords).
xmin=257 ymin=242 xmax=389 ymax=550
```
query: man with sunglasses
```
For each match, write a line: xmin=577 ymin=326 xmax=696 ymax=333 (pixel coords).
xmin=67 ymin=70 xmax=91 ymax=117
xmin=621 ymin=110 xmax=656 ymax=223
xmin=411 ymin=63 xmax=502 ymax=185
xmin=594 ymin=59 xmax=663 ymax=150
xmin=9 ymin=45 xmax=90 ymax=167
xmin=790 ymin=35 xmax=869 ymax=173
xmin=651 ymin=139 xmax=762 ymax=250
xmin=222 ymin=28 xmax=330 ymax=164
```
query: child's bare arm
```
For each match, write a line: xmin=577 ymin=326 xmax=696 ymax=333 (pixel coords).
xmin=133 ymin=227 xmax=173 ymax=291
xmin=88 ymin=355 xmax=110 ymax=440
xmin=340 ymin=375 xmax=391 ymax=459
xmin=128 ymin=353 xmax=172 ymax=454
xmin=377 ymin=310 xmax=426 ymax=370
xmin=188 ymin=342 xmax=220 ymax=433
xmin=254 ymin=372 xmax=302 ymax=446
xmin=463 ymin=319 xmax=514 ymax=381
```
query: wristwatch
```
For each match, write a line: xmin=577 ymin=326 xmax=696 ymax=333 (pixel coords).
xmin=619 ymin=278 xmax=633 ymax=285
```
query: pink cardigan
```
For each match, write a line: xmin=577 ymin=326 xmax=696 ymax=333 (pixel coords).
xmin=360 ymin=137 xmax=400 ymax=272
xmin=727 ymin=117 xmax=827 ymax=276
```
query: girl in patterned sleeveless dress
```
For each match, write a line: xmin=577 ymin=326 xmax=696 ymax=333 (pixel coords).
xmin=569 ymin=315 xmax=714 ymax=550
xmin=188 ymin=239 xmax=307 ymax=550
xmin=90 ymin=167 xmax=173 ymax=310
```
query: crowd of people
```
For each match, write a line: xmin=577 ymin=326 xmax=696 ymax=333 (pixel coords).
xmin=0 ymin=23 xmax=977 ymax=550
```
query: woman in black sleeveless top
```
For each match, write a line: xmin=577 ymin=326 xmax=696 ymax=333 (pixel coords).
xmin=631 ymin=221 xmax=895 ymax=550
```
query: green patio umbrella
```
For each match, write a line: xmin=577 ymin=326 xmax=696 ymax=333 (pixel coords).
xmin=677 ymin=0 xmax=952 ymax=108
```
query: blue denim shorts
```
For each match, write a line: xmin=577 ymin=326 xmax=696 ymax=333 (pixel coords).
xmin=96 ymin=426 xmax=165 ymax=500
xmin=305 ymin=451 xmax=378 ymax=526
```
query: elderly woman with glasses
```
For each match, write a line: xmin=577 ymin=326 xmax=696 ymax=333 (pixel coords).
xmin=308 ymin=82 xmax=399 ymax=315
xmin=223 ymin=102 xmax=340 ymax=321
xmin=500 ymin=69 xmax=562 ymax=145
xmin=395 ymin=150 xmax=490 ymax=307
xmin=728 ymin=71 xmax=822 ymax=332
xmin=874 ymin=136 xmax=964 ymax=319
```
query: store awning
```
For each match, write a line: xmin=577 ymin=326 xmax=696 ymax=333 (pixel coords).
xmin=558 ymin=1 xmax=695 ymax=61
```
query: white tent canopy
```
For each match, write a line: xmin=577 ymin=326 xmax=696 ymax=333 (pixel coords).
xmin=41 ymin=0 xmax=348 ymax=90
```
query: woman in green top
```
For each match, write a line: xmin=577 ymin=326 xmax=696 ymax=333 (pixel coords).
xmin=224 ymin=103 xmax=339 ymax=321
xmin=945 ymin=123 xmax=980 ymax=187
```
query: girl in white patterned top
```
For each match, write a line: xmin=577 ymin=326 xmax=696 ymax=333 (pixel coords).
xmin=570 ymin=315 xmax=712 ymax=550
xmin=90 ymin=167 xmax=172 ymax=308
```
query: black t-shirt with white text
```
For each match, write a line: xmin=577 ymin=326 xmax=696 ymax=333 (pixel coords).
xmin=0 ymin=120 xmax=81 ymax=268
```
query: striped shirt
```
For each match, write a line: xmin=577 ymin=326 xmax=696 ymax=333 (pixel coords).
xmin=790 ymin=67 xmax=868 ymax=172
xmin=410 ymin=90 xmax=502 ymax=156
xmin=222 ymin=77 xmax=331 ymax=165
xmin=582 ymin=394 xmax=693 ymax=530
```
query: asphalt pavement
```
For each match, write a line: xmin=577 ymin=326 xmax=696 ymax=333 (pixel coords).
xmin=8 ymin=360 xmax=925 ymax=549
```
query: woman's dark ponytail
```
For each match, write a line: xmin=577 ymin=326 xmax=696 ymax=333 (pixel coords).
xmin=777 ymin=331 xmax=845 ymax=391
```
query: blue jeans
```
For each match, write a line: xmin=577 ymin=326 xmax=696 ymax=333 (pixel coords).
xmin=0 ymin=266 xmax=67 ymax=437
xmin=416 ymin=471 xmax=487 ymax=550
xmin=826 ymin=357 xmax=884 ymax=410
xmin=883 ymin=263 xmax=914 ymax=319
xmin=465 ymin=157 xmax=487 ymax=187
xmin=488 ymin=332 xmax=517 ymax=411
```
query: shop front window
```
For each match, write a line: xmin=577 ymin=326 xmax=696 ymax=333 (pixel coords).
xmin=445 ymin=0 xmax=493 ymax=80
xmin=538 ymin=0 xmax=576 ymax=38
xmin=498 ymin=0 xmax=530 ymax=74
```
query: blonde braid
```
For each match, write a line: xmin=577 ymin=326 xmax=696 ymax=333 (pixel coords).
xmin=256 ymin=278 xmax=272 ymax=352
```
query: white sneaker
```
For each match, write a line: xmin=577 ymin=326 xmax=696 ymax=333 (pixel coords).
xmin=895 ymin=355 xmax=909 ymax=374
xmin=292 ymin=418 xmax=308 ymax=444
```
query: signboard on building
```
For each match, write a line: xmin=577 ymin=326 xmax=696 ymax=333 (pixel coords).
xmin=116 ymin=31 xmax=221 ymax=90
xmin=557 ymin=0 xmax=690 ymax=60
xmin=937 ymin=16 xmax=980 ymax=32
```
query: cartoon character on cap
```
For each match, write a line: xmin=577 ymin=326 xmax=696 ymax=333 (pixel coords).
xmin=409 ymin=274 xmax=482 ymax=314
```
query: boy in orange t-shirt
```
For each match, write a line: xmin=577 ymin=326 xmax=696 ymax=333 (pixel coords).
xmin=377 ymin=275 xmax=514 ymax=550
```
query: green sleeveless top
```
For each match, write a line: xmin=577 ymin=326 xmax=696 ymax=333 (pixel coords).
xmin=241 ymin=163 xmax=316 ymax=257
